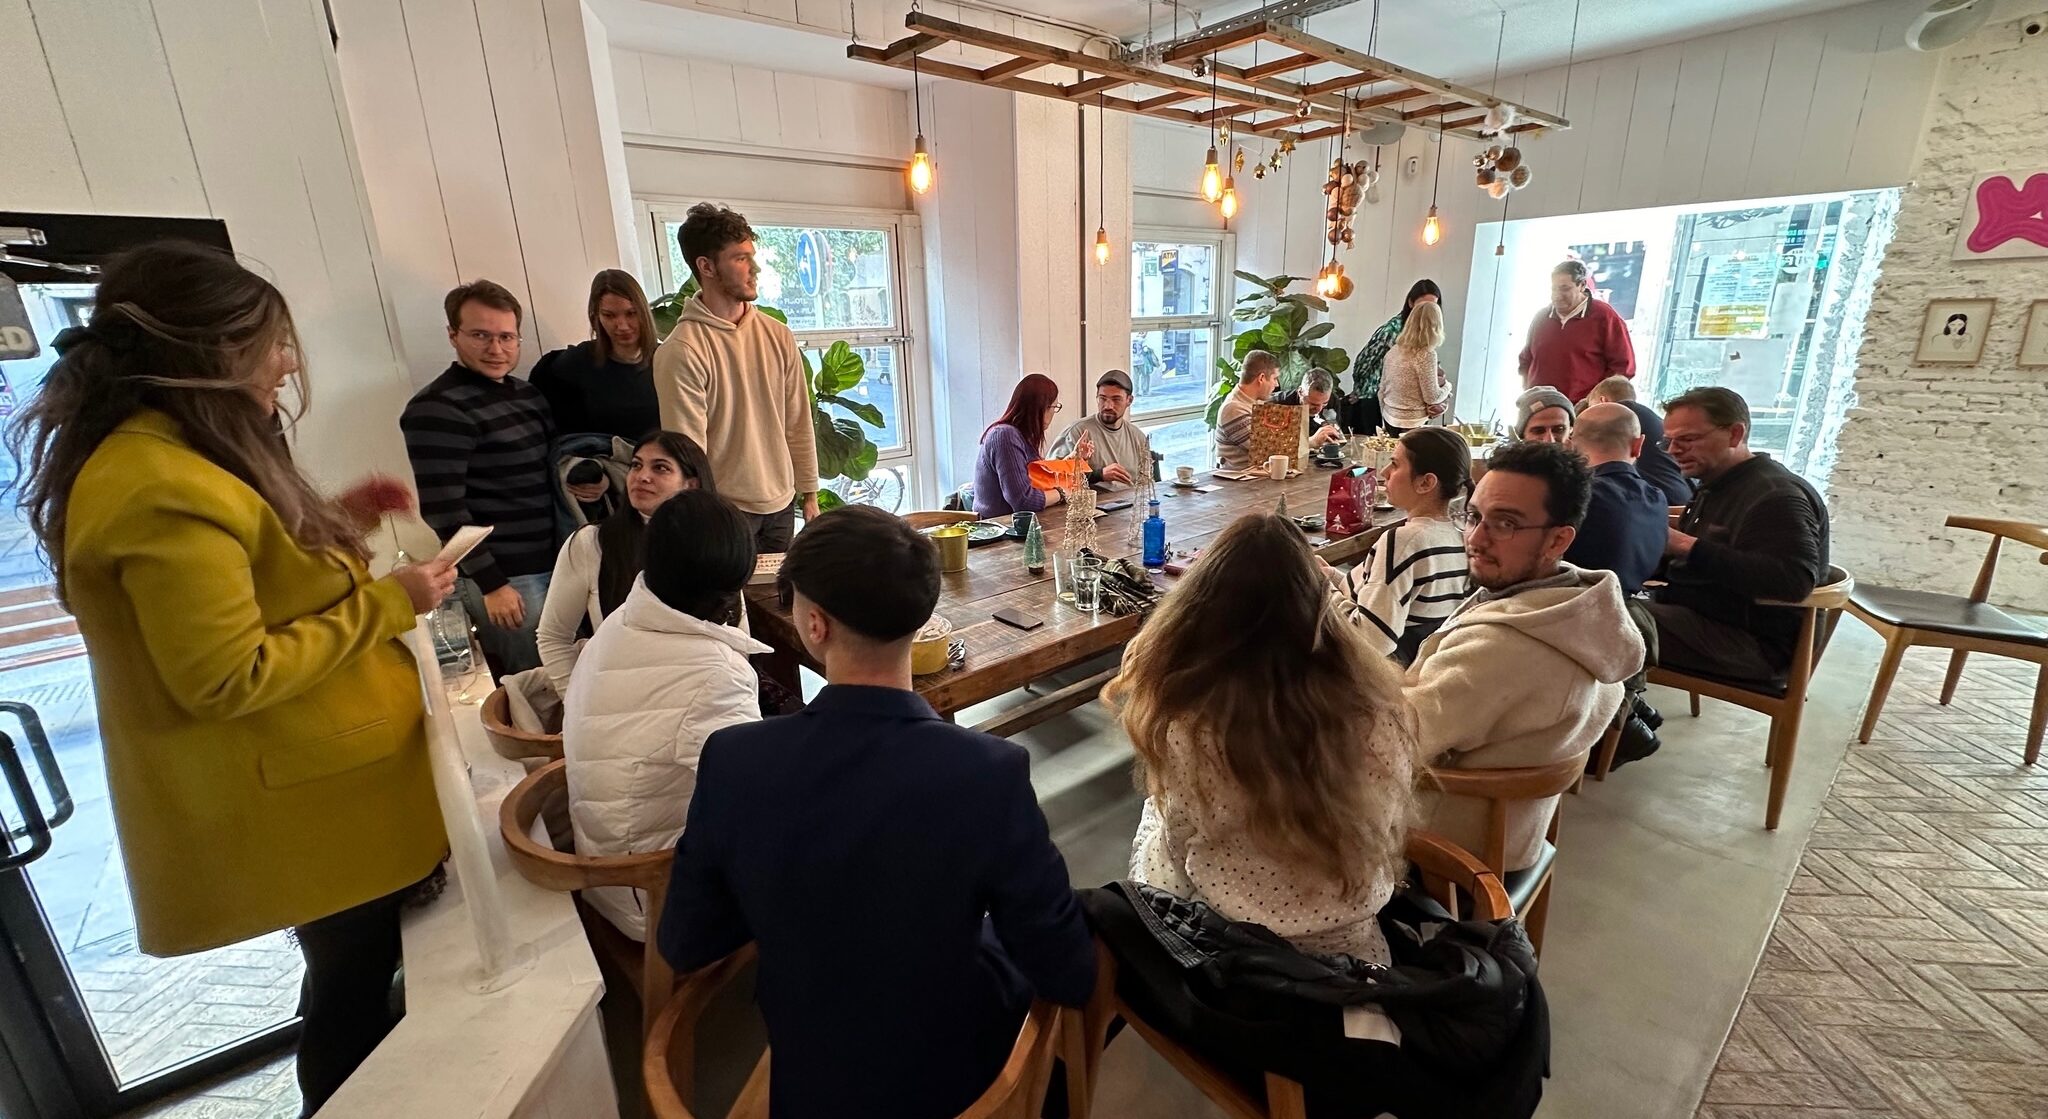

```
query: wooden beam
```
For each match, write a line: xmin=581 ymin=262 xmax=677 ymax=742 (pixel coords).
xmin=1137 ymin=91 xmax=1200 ymax=110
xmin=1301 ymin=72 xmax=1384 ymax=97
xmin=1354 ymin=86 xmax=1428 ymax=111
xmin=1160 ymin=22 xmax=1272 ymax=64
xmin=1403 ymin=100 xmax=1475 ymax=121
xmin=1261 ymin=22 xmax=1569 ymax=129
xmin=881 ymin=32 xmax=941 ymax=63
xmin=1242 ymin=51 xmax=1320 ymax=81
xmin=851 ymin=43 xmax=1229 ymax=134
xmin=979 ymin=56 xmax=1044 ymax=81
xmin=1063 ymin=75 xmax=1129 ymax=99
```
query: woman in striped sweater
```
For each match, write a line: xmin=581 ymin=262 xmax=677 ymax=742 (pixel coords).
xmin=1325 ymin=427 xmax=1474 ymax=664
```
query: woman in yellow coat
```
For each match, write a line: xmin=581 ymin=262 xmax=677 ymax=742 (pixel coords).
xmin=9 ymin=242 xmax=457 ymax=1112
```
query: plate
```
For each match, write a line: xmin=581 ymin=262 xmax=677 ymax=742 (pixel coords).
xmin=1171 ymin=479 xmax=1200 ymax=488
xmin=921 ymin=521 xmax=1010 ymax=545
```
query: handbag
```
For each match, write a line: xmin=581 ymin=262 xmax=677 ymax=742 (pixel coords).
xmin=1325 ymin=466 xmax=1375 ymax=538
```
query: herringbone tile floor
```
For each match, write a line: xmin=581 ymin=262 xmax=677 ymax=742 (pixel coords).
xmin=1696 ymin=650 xmax=2048 ymax=1119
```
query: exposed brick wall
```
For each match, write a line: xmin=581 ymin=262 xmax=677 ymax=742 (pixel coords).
xmin=1832 ymin=11 xmax=2048 ymax=606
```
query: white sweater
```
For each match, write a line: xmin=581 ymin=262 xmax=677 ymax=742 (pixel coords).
xmin=1332 ymin=515 xmax=1471 ymax=658
xmin=561 ymin=579 xmax=770 ymax=940
xmin=537 ymin=527 xmax=605 ymax=694
xmin=1380 ymin=345 xmax=1450 ymax=429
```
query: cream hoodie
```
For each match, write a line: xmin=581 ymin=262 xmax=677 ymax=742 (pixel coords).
xmin=1404 ymin=565 xmax=1645 ymax=871
xmin=654 ymin=296 xmax=821 ymax=515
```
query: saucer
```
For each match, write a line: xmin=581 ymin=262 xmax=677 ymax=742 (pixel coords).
xmin=1171 ymin=479 xmax=1200 ymax=488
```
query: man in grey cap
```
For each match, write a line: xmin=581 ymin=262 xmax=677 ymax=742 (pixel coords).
xmin=1051 ymin=369 xmax=1155 ymax=492
xmin=1514 ymin=386 xmax=1575 ymax=443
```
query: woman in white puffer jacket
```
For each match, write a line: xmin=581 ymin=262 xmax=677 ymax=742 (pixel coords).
xmin=561 ymin=489 xmax=769 ymax=940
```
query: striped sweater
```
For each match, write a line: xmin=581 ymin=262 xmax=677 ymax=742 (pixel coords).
xmin=400 ymin=363 xmax=559 ymax=593
xmin=1332 ymin=515 xmax=1472 ymax=659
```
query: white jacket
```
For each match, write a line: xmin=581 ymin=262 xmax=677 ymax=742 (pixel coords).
xmin=561 ymin=579 xmax=770 ymax=940
xmin=1404 ymin=565 xmax=1644 ymax=871
xmin=537 ymin=526 xmax=605 ymax=694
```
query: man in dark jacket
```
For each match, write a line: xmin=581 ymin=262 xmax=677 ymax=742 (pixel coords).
xmin=1650 ymin=387 xmax=1829 ymax=685
xmin=1563 ymin=404 xmax=1667 ymax=595
xmin=1584 ymin=375 xmax=1691 ymax=504
xmin=658 ymin=506 xmax=1095 ymax=1119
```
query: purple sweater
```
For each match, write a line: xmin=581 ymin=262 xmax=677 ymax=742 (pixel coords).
xmin=973 ymin=424 xmax=1048 ymax=519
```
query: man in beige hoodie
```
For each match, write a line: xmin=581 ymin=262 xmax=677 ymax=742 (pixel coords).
xmin=656 ymin=203 xmax=820 ymax=551
xmin=1406 ymin=440 xmax=1645 ymax=874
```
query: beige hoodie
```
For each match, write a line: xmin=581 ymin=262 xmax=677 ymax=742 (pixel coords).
xmin=654 ymin=296 xmax=820 ymax=515
xmin=1404 ymin=564 xmax=1645 ymax=871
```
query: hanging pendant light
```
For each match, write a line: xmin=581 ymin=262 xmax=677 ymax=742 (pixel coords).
xmin=908 ymin=51 xmax=935 ymax=195
xmin=1219 ymin=157 xmax=1239 ymax=221
xmin=1095 ymin=94 xmax=1112 ymax=265
xmin=1200 ymin=55 xmax=1224 ymax=203
xmin=1420 ymin=108 xmax=1445 ymax=246
xmin=1423 ymin=205 xmax=1442 ymax=246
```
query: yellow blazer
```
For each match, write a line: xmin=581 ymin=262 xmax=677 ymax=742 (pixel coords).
xmin=63 ymin=411 xmax=445 ymax=956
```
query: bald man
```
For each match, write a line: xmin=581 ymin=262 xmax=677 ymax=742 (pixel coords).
xmin=1564 ymin=403 xmax=1668 ymax=595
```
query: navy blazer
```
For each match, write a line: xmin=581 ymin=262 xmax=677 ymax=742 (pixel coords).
xmin=658 ymin=684 xmax=1096 ymax=1119
xmin=1565 ymin=460 xmax=1669 ymax=594
xmin=1621 ymin=400 xmax=1694 ymax=505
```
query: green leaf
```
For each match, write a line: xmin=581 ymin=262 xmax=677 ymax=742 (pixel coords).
xmin=815 ymin=488 xmax=845 ymax=512
xmin=1277 ymin=301 xmax=1309 ymax=335
xmin=1233 ymin=305 xmax=1271 ymax=322
xmin=812 ymin=413 xmax=871 ymax=479
xmin=1263 ymin=274 xmax=1309 ymax=290
xmin=1262 ymin=319 xmax=1293 ymax=349
xmin=812 ymin=340 xmax=865 ymax=394
xmin=1233 ymin=269 xmax=1279 ymax=291
xmin=649 ymin=294 xmax=684 ymax=341
xmin=1299 ymin=321 xmax=1335 ymax=342
xmin=1233 ymin=328 xmax=1265 ymax=360
xmin=1278 ymin=350 xmax=1310 ymax=392
xmin=1204 ymin=378 xmax=1234 ymax=429
xmin=847 ymin=436 xmax=880 ymax=477
xmin=1315 ymin=346 xmax=1351 ymax=373
xmin=758 ymin=304 xmax=789 ymax=325
xmin=818 ymin=392 xmax=885 ymax=429
xmin=1291 ymin=292 xmax=1331 ymax=313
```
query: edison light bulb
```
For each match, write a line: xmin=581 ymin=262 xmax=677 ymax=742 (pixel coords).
xmin=1422 ymin=205 xmax=1442 ymax=247
xmin=1200 ymin=146 xmax=1223 ymax=203
xmin=1219 ymin=179 xmax=1239 ymax=220
xmin=1094 ymin=226 xmax=1111 ymax=266
xmin=908 ymin=135 xmax=935 ymax=195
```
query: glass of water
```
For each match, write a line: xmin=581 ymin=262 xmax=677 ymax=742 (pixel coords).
xmin=1072 ymin=555 xmax=1104 ymax=614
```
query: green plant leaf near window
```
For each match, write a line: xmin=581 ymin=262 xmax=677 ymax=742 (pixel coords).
xmin=1208 ymin=275 xmax=1350 ymax=427
xmin=647 ymin=277 xmax=884 ymax=492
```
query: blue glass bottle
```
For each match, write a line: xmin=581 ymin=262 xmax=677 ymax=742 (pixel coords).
xmin=1142 ymin=500 xmax=1167 ymax=568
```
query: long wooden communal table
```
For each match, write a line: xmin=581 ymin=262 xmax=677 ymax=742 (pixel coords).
xmin=745 ymin=466 xmax=1403 ymax=722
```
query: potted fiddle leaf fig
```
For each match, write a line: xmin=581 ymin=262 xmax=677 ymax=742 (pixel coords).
xmin=1206 ymin=271 xmax=1350 ymax=428
xmin=650 ymin=280 xmax=884 ymax=511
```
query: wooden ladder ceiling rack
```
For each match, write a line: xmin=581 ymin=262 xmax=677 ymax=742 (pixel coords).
xmin=850 ymin=13 xmax=1568 ymax=146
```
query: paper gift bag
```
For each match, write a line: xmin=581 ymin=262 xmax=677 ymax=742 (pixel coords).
xmin=1326 ymin=466 xmax=1375 ymax=538
xmin=1247 ymin=401 xmax=1306 ymax=469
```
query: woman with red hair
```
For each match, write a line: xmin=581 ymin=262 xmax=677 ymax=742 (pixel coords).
xmin=972 ymin=373 xmax=1091 ymax=519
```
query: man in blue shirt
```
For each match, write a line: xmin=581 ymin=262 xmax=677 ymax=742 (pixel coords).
xmin=1584 ymin=375 xmax=1692 ymax=505
xmin=658 ymin=505 xmax=1096 ymax=1118
xmin=1564 ymin=403 xmax=1670 ymax=766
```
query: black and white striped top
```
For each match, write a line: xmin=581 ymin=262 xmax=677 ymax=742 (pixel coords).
xmin=400 ymin=363 xmax=559 ymax=593
xmin=1332 ymin=516 xmax=1472 ymax=658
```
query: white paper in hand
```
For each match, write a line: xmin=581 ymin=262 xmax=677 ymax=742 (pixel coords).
xmin=435 ymin=525 xmax=493 ymax=567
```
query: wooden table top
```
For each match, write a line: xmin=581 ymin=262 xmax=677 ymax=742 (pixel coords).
xmin=745 ymin=466 xmax=1403 ymax=717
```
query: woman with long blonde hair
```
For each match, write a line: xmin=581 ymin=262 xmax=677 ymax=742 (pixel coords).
xmin=9 ymin=242 xmax=453 ymax=1110
xmin=1379 ymin=299 xmax=1452 ymax=434
xmin=1108 ymin=512 xmax=1418 ymax=962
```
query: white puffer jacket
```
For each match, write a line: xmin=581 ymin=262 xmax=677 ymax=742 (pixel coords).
xmin=561 ymin=578 xmax=771 ymax=940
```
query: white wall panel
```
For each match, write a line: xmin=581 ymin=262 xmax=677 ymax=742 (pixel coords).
xmin=1614 ymin=44 xmax=1680 ymax=211
xmin=1698 ymin=25 xmax=1777 ymax=204
xmin=1743 ymin=19 xmax=1827 ymax=201
xmin=0 ymin=0 xmax=90 ymax=208
xmin=1657 ymin=37 xmax=1728 ymax=204
xmin=1576 ymin=56 xmax=1642 ymax=216
xmin=31 ymin=0 xmax=208 ymax=216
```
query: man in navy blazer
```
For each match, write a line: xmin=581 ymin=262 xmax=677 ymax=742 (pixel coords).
xmin=1564 ymin=404 xmax=1669 ymax=595
xmin=658 ymin=505 xmax=1095 ymax=1119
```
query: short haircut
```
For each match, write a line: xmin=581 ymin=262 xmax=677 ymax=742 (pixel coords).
xmin=1588 ymin=374 xmax=1636 ymax=403
xmin=1242 ymin=350 xmax=1279 ymax=378
xmin=444 ymin=279 xmax=523 ymax=331
xmin=1303 ymin=368 xmax=1335 ymax=394
xmin=1482 ymin=440 xmax=1592 ymax=529
xmin=1664 ymin=386 xmax=1749 ymax=430
xmin=1552 ymin=260 xmax=1590 ymax=286
xmin=1573 ymin=403 xmax=1641 ymax=455
xmin=778 ymin=505 xmax=939 ymax=642
xmin=678 ymin=202 xmax=756 ymax=281
xmin=643 ymin=491 xmax=756 ymax=623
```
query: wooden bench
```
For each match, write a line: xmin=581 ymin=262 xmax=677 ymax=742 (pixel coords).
xmin=0 ymin=584 xmax=83 ymax=672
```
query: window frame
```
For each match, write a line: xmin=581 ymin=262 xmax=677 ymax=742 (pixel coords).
xmin=1128 ymin=227 xmax=1236 ymax=427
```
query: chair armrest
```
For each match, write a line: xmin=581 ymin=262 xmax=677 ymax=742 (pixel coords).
xmin=1946 ymin=515 xmax=2048 ymax=554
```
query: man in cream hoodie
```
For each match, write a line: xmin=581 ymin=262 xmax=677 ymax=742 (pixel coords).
xmin=656 ymin=202 xmax=821 ymax=551
xmin=1406 ymin=440 xmax=1645 ymax=873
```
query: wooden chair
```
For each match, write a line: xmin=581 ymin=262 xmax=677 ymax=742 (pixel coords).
xmin=1425 ymin=753 xmax=1586 ymax=955
xmin=1846 ymin=516 xmax=2048 ymax=763
xmin=642 ymin=946 xmax=1066 ymax=1119
xmin=481 ymin=685 xmax=564 ymax=765
xmin=1066 ymin=831 xmax=1510 ymax=1119
xmin=499 ymin=759 xmax=674 ymax=1035
xmin=1648 ymin=564 xmax=1855 ymax=830
xmin=903 ymin=510 xmax=980 ymax=530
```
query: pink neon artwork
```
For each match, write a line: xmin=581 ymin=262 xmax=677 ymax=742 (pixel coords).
xmin=1966 ymin=173 xmax=2048 ymax=254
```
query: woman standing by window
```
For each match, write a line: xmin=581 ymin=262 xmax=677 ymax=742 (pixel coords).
xmin=1378 ymin=300 xmax=1452 ymax=435
xmin=9 ymin=243 xmax=454 ymax=1111
xmin=1349 ymin=279 xmax=1443 ymax=435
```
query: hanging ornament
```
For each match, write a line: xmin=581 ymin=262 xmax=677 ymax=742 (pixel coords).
xmin=1471 ymin=142 xmax=1536 ymax=196
xmin=1495 ymin=146 xmax=1523 ymax=174
xmin=1233 ymin=148 xmax=1246 ymax=174
xmin=1253 ymin=164 xmax=1267 ymax=180
xmin=1296 ymin=99 xmax=1313 ymax=119
xmin=1486 ymin=178 xmax=1512 ymax=199
xmin=1509 ymin=165 xmax=1532 ymax=188
xmin=1481 ymin=103 xmax=1517 ymax=137
xmin=1279 ymin=137 xmax=1296 ymax=154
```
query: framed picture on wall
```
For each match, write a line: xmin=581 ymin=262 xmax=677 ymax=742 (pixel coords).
xmin=1952 ymin=171 xmax=2048 ymax=261
xmin=2020 ymin=301 xmax=2048 ymax=368
xmin=1914 ymin=298 xmax=1995 ymax=364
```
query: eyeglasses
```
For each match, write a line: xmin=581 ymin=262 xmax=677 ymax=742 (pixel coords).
xmin=1050 ymin=402 xmax=1064 ymax=413
xmin=1457 ymin=510 xmax=1558 ymax=538
xmin=458 ymin=329 xmax=521 ymax=348
xmin=1657 ymin=427 xmax=1727 ymax=452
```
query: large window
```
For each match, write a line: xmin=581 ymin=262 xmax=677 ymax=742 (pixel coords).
xmin=1130 ymin=233 xmax=1231 ymax=469
xmin=654 ymin=212 xmax=915 ymax=510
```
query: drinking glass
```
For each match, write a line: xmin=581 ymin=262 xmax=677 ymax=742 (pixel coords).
xmin=1072 ymin=555 xmax=1104 ymax=614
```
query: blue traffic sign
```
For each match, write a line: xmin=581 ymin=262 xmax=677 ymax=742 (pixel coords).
xmin=794 ymin=231 xmax=828 ymax=298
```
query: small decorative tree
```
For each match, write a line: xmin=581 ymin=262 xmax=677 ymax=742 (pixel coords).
xmin=1205 ymin=271 xmax=1351 ymax=428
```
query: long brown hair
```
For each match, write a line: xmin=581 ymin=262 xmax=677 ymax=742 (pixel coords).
xmin=1104 ymin=513 xmax=1417 ymax=896
xmin=8 ymin=242 xmax=368 ymax=601
xmin=983 ymin=373 xmax=1060 ymax=451
xmin=595 ymin=431 xmax=716 ymax=618
xmin=587 ymin=269 xmax=656 ymax=367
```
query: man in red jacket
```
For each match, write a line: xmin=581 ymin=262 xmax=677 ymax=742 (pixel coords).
xmin=1519 ymin=260 xmax=1634 ymax=404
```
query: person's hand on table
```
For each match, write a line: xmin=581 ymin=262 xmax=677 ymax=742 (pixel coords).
xmin=802 ymin=492 xmax=821 ymax=522
xmin=565 ymin=480 xmax=608 ymax=504
xmin=1101 ymin=463 xmax=1134 ymax=485
xmin=1309 ymin=425 xmax=1342 ymax=448
xmin=483 ymin=584 xmax=526 ymax=628
xmin=391 ymin=558 xmax=457 ymax=615
xmin=1665 ymin=526 xmax=1697 ymax=559
xmin=338 ymin=473 xmax=413 ymax=525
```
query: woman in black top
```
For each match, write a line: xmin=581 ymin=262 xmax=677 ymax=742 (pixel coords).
xmin=530 ymin=269 xmax=661 ymax=439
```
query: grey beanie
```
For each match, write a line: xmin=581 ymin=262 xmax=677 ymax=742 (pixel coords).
xmin=1514 ymin=387 xmax=1575 ymax=437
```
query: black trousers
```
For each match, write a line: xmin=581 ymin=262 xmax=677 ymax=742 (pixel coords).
xmin=745 ymin=499 xmax=798 ymax=553
xmin=293 ymin=888 xmax=407 ymax=1115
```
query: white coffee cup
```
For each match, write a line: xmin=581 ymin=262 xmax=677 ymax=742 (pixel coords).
xmin=1266 ymin=455 xmax=1289 ymax=481
xmin=1175 ymin=465 xmax=1196 ymax=484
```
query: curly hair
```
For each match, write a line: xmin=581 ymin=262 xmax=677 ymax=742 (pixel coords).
xmin=678 ymin=203 xmax=757 ymax=281
xmin=1105 ymin=513 xmax=1418 ymax=898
